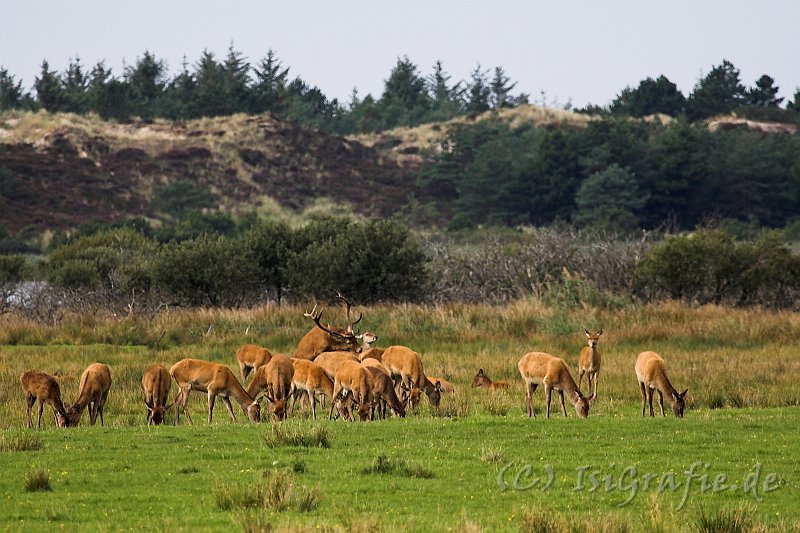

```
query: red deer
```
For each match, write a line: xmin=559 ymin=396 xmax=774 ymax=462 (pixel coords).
xmin=65 ymin=363 xmax=112 ymax=426
xmin=365 ymin=365 xmax=406 ymax=419
xmin=426 ymin=376 xmax=455 ymax=394
xmin=246 ymin=354 xmax=294 ymax=421
xmin=472 ymin=369 xmax=510 ymax=390
xmin=328 ymin=361 xmax=372 ymax=421
xmin=358 ymin=331 xmax=384 ymax=361
xmin=517 ymin=352 xmax=593 ymax=418
xmin=169 ymin=359 xmax=260 ymax=424
xmin=381 ymin=345 xmax=440 ymax=410
xmin=142 ymin=364 xmax=173 ymax=425
xmin=290 ymin=359 xmax=334 ymax=419
xmin=20 ymin=370 xmax=71 ymax=428
xmin=236 ymin=344 xmax=274 ymax=381
xmin=635 ymin=351 xmax=688 ymax=418
xmin=313 ymin=351 xmax=360 ymax=381
xmin=295 ymin=293 xmax=363 ymax=360
xmin=577 ymin=329 xmax=602 ymax=401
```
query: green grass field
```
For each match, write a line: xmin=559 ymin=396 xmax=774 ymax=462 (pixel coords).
xmin=1 ymin=302 xmax=799 ymax=531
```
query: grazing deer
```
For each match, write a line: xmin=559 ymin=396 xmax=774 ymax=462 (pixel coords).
xmin=381 ymin=345 xmax=440 ymax=410
xmin=246 ymin=354 xmax=294 ymax=421
xmin=517 ymin=352 xmax=594 ymax=418
xmin=295 ymin=298 xmax=363 ymax=360
xmin=65 ymin=363 xmax=112 ymax=427
xmin=635 ymin=351 xmax=688 ymax=418
xmin=365 ymin=365 xmax=406 ymax=419
xmin=472 ymin=369 xmax=510 ymax=390
xmin=142 ymin=364 xmax=173 ymax=425
xmin=290 ymin=359 xmax=335 ymax=419
xmin=236 ymin=344 xmax=274 ymax=382
xmin=20 ymin=370 xmax=71 ymax=428
xmin=169 ymin=359 xmax=260 ymax=424
xmin=577 ymin=328 xmax=602 ymax=401
xmin=328 ymin=361 xmax=372 ymax=421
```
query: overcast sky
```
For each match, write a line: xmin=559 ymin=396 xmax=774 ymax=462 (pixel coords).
xmin=3 ymin=1 xmax=798 ymax=109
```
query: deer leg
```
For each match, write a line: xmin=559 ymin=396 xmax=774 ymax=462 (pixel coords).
xmin=329 ymin=384 xmax=341 ymax=420
xmin=647 ymin=388 xmax=655 ymax=417
xmin=545 ymin=384 xmax=553 ymax=418
xmin=592 ymin=372 xmax=599 ymax=401
xmin=639 ymin=382 xmax=647 ymax=417
xmin=25 ymin=394 xmax=35 ymax=428
xmin=37 ymin=398 xmax=45 ymax=429
xmin=311 ymin=391 xmax=318 ymax=420
xmin=577 ymin=369 xmax=584 ymax=389
xmin=558 ymin=390 xmax=567 ymax=417
xmin=99 ymin=392 xmax=108 ymax=426
xmin=207 ymin=391 xmax=216 ymax=424
xmin=240 ymin=362 xmax=250 ymax=382
xmin=657 ymin=390 xmax=665 ymax=417
xmin=221 ymin=396 xmax=237 ymax=422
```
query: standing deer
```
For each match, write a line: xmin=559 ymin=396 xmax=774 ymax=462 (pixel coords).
xmin=290 ymin=359 xmax=335 ymax=419
xmin=246 ymin=354 xmax=294 ymax=421
xmin=577 ymin=328 xmax=602 ymax=401
xmin=170 ymin=359 xmax=260 ymax=424
xmin=358 ymin=331 xmax=384 ymax=361
xmin=517 ymin=352 xmax=594 ymax=418
xmin=236 ymin=344 xmax=274 ymax=382
xmin=142 ymin=364 xmax=173 ymax=425
xmin=472 ymin=369 xmax=510 ymax=390
xmin=65 ymin=363 xmax=112 ymax=427
xmin=381 ymin=345 xmax=440 ymax=409
xmin=20 ymin=370 xmax=71 ymax=428
xmin=328 ymin=360 xmax=372 ymax=421
xmin=365 ymin=365 xmax=406 ymax=419
xmin=295 ymin=298 xmax=363 ymax=360
xmin=635 ymin=351 xmax=688 ymax=418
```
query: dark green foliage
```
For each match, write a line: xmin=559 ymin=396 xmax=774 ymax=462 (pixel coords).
xmin=686 ymin=59 xmax=746 ymax=121
xmin=153 ymin=210 xmax=237 ymax=243
xmin=573 ymin=164 xmax=647 ymax=232
xmin=610 ymin=75 xmax=686 ymax=117
xmin=634 ymin=229 xmax=800 ymax=306
xmin=747 ymin=74 xmax=783 ymax=107
xmin=0 ymin=67 xmax=31 ymax=110
xmin=361 ymin=454 xmax=434 ymax=479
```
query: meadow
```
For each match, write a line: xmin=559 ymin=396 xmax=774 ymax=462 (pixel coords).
xmin=1 ymin=300 xmax=799 ymax=532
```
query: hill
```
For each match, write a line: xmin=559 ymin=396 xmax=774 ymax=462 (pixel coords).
xmin=0 ymin=105 xmax=592 ymax=233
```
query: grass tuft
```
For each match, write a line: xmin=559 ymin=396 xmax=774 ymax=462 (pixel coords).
xmin=362 ymin=454 xmax=434 ymax=479
xmin=0 ymin=432 xmax=44 ymax=452
xmin=694 ymin=504 xmax=755 ymax=533
xmin=24 ymin=467 xmax=51 ymax=492
xmin=263 ymin=421 xmax=330 ymax=448
xmin=214 ymin=470 xmax=320 ymax=514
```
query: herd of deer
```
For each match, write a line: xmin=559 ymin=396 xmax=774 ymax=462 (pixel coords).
xmin=18 ymin=295 xmax=689 ymax=429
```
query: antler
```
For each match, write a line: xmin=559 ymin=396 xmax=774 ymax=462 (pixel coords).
xmin=336 ymin=292 xmax=362 ymax=333
xmin=304 ymin=304 xmax=347 ymax=339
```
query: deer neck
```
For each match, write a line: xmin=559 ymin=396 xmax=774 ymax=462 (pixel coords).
xmin=561 ymin=372 xmax=583 ymax=405
xmin=654 ymin=372 xmax=679 ymax=400
xmin=50 ymin=395 xmax=69 ymax=417
xmin=230 ymin=381 xmax=257 ymax=410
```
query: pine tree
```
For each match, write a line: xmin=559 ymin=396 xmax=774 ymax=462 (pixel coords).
xmin=221 ymin=43 xmax=251 ymax=114
xmin=63 ymin=56 xmax=89 ymax=113
xmin=0 ymin=67 xmax=29 ymax=110
xmin=747 ymin=74 xmax=783 ymax=107
xmin=251 ymin=49 xmax=289 ymax=114
xmin=34 ymin=59 xmax=66 ymax=112
xmin=125 ymin=50 xmax=168 ymax=119
xmin=466 ymin=64 xmax=491 ymax=113
xmin=686 ymin=59 xmax=746 ymax=121
xmin=489 ymin=66 xmax=518 ymax=109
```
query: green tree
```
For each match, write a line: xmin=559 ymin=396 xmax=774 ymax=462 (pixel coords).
xmin=162 ymin=56 xmax=195 ymax=119
xmin=747 ymin=74 xmax=783 ymax=107
xmin=573 ymin=164 xmax=648 ymax=232
xmin=379 ymin=56 xmax=430 ymax=128
xmin=125 ymin=50 xmax=169 ymax=119
xmin=466 ymin=64 xmax=491 ymax=113
xmin=241 ymin=220 xmax=293 ymax=304
xmin=221 ymin=43 xmax=251 ymax=114
xmin=489 ymin=66 xmax=526 ymax=109
xmin=251 ymin=49 xmax=290 ymax=114
xmin=788 ymin=89 xmax=800 ymax=114
xmin=34 ymin=60 xmax=66 ymax=112
xmin=610 ymin=75 xmax=686 ymax=117
xmin=426 ymin=60 xmax=464 ymax=121
xmin=0 ymin=67 xmax=30 ymax=110
xmin=686 ymin=59 xmax=746 ymax=121
xmin=150 ymin=180 xmax=217 ymax=219
xmin=62 ymin=57 xmax=89 ymax=113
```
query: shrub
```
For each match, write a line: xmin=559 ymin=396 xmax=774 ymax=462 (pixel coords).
xmin=24 ymin=467 xmax=51 ymax=492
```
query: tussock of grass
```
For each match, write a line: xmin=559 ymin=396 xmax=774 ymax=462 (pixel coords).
xmin=362 ymin=454 xmax=434 ymax=479
xmin=263 ymin=421 xmax=330 ymax=448
xmin=24 ymin=467 xmax=51 ymax=492
xmin=694 ymin=504 xmax=755 ymax=533
xmin=214 ymin=470 xmax=320 ymax=514
xmin=0 ymin=432 xmax=44 ymax=452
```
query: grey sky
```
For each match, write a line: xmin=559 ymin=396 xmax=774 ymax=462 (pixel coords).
xmin=3 ymin=1 xmax=798 ymax=109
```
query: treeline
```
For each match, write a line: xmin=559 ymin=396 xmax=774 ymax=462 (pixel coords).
xmin=2 ymin=49 xmax=798 ymax=135
xmin=0 ymin=47 xmax=527 ymax=134
xmin=3 ymin=220 xmax=800 ymax=317
xmin=421 ymin=116 xmax=800 ymax=232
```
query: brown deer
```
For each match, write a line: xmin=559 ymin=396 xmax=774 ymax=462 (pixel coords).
xmin=20 ymin=370 xmax=71 ymax=428
xmin=142 ymin=364 xmax=173 ymax=425
xmin=517 ymin=352 xmax=594 ymax=418
xmin=358 ymin=331 xmax=384 ymax=362
xmin=295 ymin=299 xmax=363 ymax=360
xmin=381 ymin=345 xmax=440 ymax=410
xmin=65 ymin=363 xmax=112 ymax=426
xmin=169 ymin=359 xmax=260 ymax=424
xmin=472 ymin=369 xmax=510 ymax=390
xmin=246 ymin=354 xmax=294 ymax=421
xmin=365 ymin=365 xmax=406 ymax=419
xmin=313 ymin=351 xmax=360 ymax=381
xmin=577 ymin=328 xmax=602 ymax=401
xmin=328 ymin=360 xmax=372 ymax=421
xmin=635 ymin=351 xmax=688 ymax=418
xmin=426 ymin=376 xmax=455 ymax=394
xmin=290 ymin=359 xmax=335 ymax=419
xmin=236 ymin=344 xmax=274 ymax=381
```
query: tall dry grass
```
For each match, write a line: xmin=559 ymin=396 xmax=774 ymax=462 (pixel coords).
xmin=1 ymin=301 xmax=799 ymax=429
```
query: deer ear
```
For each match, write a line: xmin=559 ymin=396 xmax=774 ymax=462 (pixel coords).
xmin=597 ymin=329 xmax=603 ymax=336
xmin=584 ymin=328 xmax=590 ymax=336
xmin=477 ymin=369 xmax=484 ymax=376
xmin=435 ymin=381 xmax=442 ymax=391
xmin=680 ymin=389 xmax=688 ymax=398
